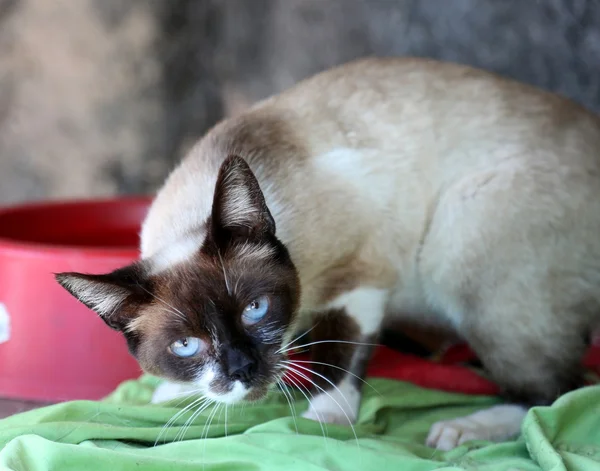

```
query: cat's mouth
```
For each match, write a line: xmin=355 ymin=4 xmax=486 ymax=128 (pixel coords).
xmin=192 ymin=363 xmax=279 ymax=404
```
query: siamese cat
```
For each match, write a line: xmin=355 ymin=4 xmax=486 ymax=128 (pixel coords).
xmin=56 ymin=57 xmax=600 ymax=451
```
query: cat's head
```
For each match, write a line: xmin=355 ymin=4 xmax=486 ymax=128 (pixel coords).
xmin=56 ymin=156 xmax=300 ymax=403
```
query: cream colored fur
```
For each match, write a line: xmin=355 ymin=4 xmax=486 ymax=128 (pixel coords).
xmin=141 ymin=57 xmax=600 ymax=448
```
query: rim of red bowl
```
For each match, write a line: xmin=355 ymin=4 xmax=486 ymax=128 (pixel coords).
xmin=0 ymin=196 xmax=151 ymax=258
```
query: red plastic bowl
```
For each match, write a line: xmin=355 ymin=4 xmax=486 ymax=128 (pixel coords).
xmin=0 ymin=197 xmax=151 ymax=402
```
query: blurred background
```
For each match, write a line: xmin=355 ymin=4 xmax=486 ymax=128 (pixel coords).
xmin=0 ymin=0 xmax=599 ymax=205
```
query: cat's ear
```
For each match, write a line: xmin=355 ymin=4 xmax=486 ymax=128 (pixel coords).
xmin=211 ymin=155 xmax=275 ymax=240
xmin=55 ymin=263 xmax=150 ymax=331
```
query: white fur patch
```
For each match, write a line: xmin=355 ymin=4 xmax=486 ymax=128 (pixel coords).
xmin=302 ymin=377 xmax=361 ymax=425
xmin=151 ymin=366 xmax=249 ymax=405
xmin=195 ymin=365 xmax=249 ymax=404
xmin=60 ymin=276 xmax=128 ymax=318
xmin=149 ymin=232 xmax=204 ymax=274
xmin=426 ymin=404 xmax=527 ymax=451
xmin=313 ymin=148 xmax=367 ymax=184
xmin=151 ymin=380 xmax=200 ymax=404
xmin=326 ymin=287 xmax=388 ymax=335
xmin=313 ymin=147 xmax=395 ymax=210
xmin=204 ymin=380 xmax=248 ymax=404
xmin=195 ymin=365 xmax=217 ymax=390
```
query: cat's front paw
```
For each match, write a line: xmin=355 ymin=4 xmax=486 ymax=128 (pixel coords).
xmin=300 ymin=380 xmax=360 ymax=426
xmin=426 ymin=404 xmax=527 ymax=451
xmin=151 ymin=380 xmax=198 ymax=404
xmin=302 ymin=407 xmax=357 ymax=425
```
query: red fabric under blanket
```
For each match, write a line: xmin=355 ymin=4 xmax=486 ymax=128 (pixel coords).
xmin=283 ymin=343 xmax=600 ymax=396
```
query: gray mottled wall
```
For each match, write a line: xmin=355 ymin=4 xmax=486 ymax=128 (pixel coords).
xmin=0 ymin=0 xmax=599 ymax=204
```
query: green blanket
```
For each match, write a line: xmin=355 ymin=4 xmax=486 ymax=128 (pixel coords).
xmin=0 ymin=376 xmax=598 ymax=471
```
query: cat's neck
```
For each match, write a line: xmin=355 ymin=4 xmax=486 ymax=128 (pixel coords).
xmin=139 ymin=108 xmax=307 ymax=267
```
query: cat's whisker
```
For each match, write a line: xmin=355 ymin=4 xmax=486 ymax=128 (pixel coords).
xmin=281 ymin=348 xmax=309 ymax=356
xmin=282 ymin=368 xmax=329 ymax=446
xmin=216 ymin=403 xmax=225 ymax=430
xmin=153 ymin=387 xmax=208 ymax=438
xmin=282 ymin=362 xmax=360 ymax=449
xmin=175 ymin=398 xmax=216 ymax=443
xmin=162 ymin=387 xmax=206 ymax=404
xmin=181 ymin=400 xmax=215 ymax=441
xmin=277 ymin=379 xmax=299 ymax=434
xmin=173 ymin=400 xmax=208 ymax=443
xmin=278 ymin=339 xmax=381 ymax=354
xmin=203 ymin=402 xmax=221 ymax=441
xmin=191 ymin=400 xmax=222 ymax=442
xmin=224 ymin=404 xmax=228 ymax=439
xmin=157 ymin=396 xmax=209 ymax=445
xmin=288 ymin=360 xmax=381 ymax=396
xmin=155 ymin=395 xmax=209 ymax=446
xmin=276 ymin=323 xmax=320 ymax=354
xmin=201 ymin=402 xmax=222 ymax=469
xmin=262 ymin=326 xmax=286 ymax=345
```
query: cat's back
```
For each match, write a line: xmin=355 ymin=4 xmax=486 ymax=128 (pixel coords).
xmin=266 ymin=56 xmax=600 ymax=232
xmin=269 ymin=57 xmax=600 ymax=171
xmin=141 ymin=57 xmax=600 ymax=268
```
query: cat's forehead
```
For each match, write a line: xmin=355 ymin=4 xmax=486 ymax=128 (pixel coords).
xmin=126 ymin=265 xmax=221 ymax=341
xmin=148 ymin=230 xmax=278 ymax=276
xmin=129 ymin=244 xmax=292 ymax=337
xmin=147 ymin=238 xmax=283 ymax=309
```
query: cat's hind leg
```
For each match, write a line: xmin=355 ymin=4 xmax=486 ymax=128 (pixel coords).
xmin=426 ymin=281 xmax=590 ymax=450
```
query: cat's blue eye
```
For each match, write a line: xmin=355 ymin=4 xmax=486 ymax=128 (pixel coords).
xmin=170 ymin=337 xmax=202 ymax=358
xmin=242 ymin=296 xmax=270 ymax=325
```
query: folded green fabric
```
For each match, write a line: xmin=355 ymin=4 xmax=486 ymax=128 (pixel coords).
xmin=0 ymin=375 xmax=598 ymax=471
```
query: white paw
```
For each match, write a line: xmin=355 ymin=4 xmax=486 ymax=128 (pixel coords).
xmin=151 ymin=380 xmax=198 ymax=404
xmin=302 ymin=406 xmax=357 ymax=425
xmin=426 ymin=405 xmax=527 ymax=451
xmin=301 ymin=378 xmax=360 ymax=426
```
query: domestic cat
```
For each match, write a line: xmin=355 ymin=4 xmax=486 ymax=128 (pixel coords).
xmin=56 ymin=57 xmax=600 ymax=450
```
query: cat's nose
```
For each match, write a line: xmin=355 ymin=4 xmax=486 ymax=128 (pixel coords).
xmin=226 ymin=349 xmax=256 ymax=383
